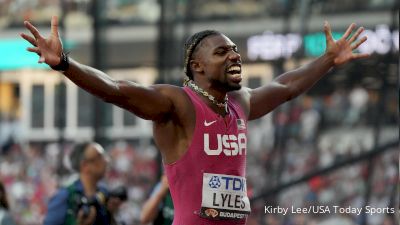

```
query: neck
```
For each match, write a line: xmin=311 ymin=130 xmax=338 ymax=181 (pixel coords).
xmin=185 ymin=79 xmax=228 ymax=112
xmin=80 ymin=174 xmax=97 ymax=196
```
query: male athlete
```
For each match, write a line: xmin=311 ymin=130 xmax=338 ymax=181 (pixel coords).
xmin=21 ymin=16 xmax=369 ymax=225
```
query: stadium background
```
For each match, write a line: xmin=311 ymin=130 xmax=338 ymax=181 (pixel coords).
xmin=0 ymin=0 xmax=398 ymax=224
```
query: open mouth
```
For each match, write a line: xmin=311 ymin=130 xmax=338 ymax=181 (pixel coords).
xmin=226 ymin=65 xmax=242 ymax=77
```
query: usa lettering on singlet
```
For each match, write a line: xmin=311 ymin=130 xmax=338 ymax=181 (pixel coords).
xmin=200 ymin=173 xmax=251 ymax=220
xmin=203 ymin=132 xmax=247 ymax=156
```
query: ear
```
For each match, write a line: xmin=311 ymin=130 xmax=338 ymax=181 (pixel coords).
xmin=190 ymin=59 xmax=203 ymax=74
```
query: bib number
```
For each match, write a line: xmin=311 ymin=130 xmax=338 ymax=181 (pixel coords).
xmin=200 ymin=173 xmax=251 ymax=220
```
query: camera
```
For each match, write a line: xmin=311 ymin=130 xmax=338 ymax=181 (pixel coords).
xmin=74 ymin=186 xmax=127 ymax=218
xmin=109 ymin=186 xmax=128 ymax=201
xmin=77 ymin=191 xmax=107 ymax=218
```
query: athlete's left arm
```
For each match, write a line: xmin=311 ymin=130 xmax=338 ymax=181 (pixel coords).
xmin=248 ymin=22 xmax=369 ymax=121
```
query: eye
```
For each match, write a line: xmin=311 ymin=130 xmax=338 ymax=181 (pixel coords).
xmin=233 ymin=46 xmax=239 ymax=53
xmin=215 ymin=50 xmax=226 ymax=55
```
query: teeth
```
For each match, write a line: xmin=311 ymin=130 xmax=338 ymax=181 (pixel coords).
xmin=227 ymin=66 xmax=241 ymax=72
xmin=231 ymin=73 xmax=242 ymax=79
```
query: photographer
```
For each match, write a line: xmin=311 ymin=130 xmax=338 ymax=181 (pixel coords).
xmin=107 ymin=186 xmax=128 ymax=225
xmin=43 ymin=142 xmax=111 ymax=225
xmin=0 ymin=181 xmax=17 ymax=225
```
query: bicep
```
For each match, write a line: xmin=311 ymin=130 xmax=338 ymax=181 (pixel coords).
xmin=248 ymin=81 xmax=293 ymax=120
xmin=111 ymin=81 xmax=175 ymax=122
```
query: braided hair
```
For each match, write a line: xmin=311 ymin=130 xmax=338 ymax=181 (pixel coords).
xmin=183 ymin=30 xmax=221 ymax=83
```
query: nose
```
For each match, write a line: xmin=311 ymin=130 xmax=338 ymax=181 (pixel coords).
xmin=228 ymin=51 xmax=241 ymax=62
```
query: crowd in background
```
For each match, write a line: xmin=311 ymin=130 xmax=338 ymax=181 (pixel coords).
xmin=0 ymin=85 xmax=398 ymax=225
xmin=0 ymin=0 xmax=396 ymax=29
xmin=245 ymin=86 xmax=398 ymax=225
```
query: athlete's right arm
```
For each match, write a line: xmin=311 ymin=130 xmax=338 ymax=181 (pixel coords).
xmin=61 ymin=60 xmax=174 ymax=121
xmin=21 ymin=16 xmax=174 ymax=122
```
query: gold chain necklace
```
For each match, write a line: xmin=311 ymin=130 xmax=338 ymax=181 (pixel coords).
xmin=185 ymin=79 xmax=228 ymax=109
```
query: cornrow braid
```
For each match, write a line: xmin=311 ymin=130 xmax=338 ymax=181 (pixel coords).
xmin=183 ymin=30 xmax=221 ymax=83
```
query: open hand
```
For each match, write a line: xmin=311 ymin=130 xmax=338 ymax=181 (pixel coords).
xmin=20 ymin=16 xmax=63 ymax=66
xmin=324 ymin=21 xmax=370 ymax=66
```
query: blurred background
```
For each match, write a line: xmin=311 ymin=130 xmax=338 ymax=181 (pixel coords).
xmin=0 ymin=0 xmax=398 ymax=224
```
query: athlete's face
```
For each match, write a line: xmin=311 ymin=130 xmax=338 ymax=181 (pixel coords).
xmin=193 ymin=34 xmax=242 ymax=92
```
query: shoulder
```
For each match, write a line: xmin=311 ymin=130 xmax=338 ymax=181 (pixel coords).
xmin=48 ymin=181 xmax=80 ymax=207
xmin=152 ymin=84 xmax=193 ymax=116
xmin=96 ymin=182 xmax=109 ymax=196
xmin=43 ymin=188 xmax=69 ymax=225
xmin=48 ymin=187 xmax=69 ymax=207
xmin=151 ymin=84 xmax=187 ymax=99
xmin=229 ymin=87 xmax=251 ymax=118
xmin=51 ymin=187 xmax=70 ymax=200
xmin=0 ymin=210 xmax=16 ymax=225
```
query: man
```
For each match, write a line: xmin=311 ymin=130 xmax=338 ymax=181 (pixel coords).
xmin=0 ymin=181 xmax=17 ymax=225
xmin=107 ymin=186 xmax=128 ymax=225
xmin=22 ymin=16 xmax=368 ymax=225
xmin=140 ymin=175 xmax=174 ymax=225
xmin=43 ymin=142 xmax=110 ymax=225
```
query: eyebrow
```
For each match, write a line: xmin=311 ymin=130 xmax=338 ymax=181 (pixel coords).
xmin=213 ymin=44 xmax=237 ymax=51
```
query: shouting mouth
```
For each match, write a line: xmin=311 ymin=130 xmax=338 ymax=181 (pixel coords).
xmin=226 ymin=65 xmax=242 ymax=82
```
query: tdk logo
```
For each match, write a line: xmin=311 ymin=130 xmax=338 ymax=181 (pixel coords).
xmin=204 ymin=133 xmax=247 ymax=156
xmin=209 ymin=176 xmax=246 ymax=191
xmin=209 ymin=176 xmax=221 ymax=188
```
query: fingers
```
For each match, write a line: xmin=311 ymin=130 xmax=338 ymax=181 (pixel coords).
xmin=348 ymin=27 xmax=364 ymax=43
xmin=77 ymin=208 xmax=84 ymax=223
xmin=86 ymin=207 xmax=97 ymax=224
xmin=27 ymin=47 xmax=45 ymax=63
xmin=23 ymin=21 xmax=43 ymax=40
xmin=77 ymin=207 xmax=96 ymax=225
xmin=342 ymin=23 xmax=356 ymax=40
xmin=352 ymin=53 xmax=370 ymax=60
xmin=27 ymin=47 xmax=40 ymax=54
xmin=20 ymin=33 xmax=37 ymax=47
xmin=351 ymin=36 xmax=367 ymax=50
xmin=51 ymin=16 xmax=59 ymax=37
xmin=323 ymin=21 xmax=334 ymax=43
xmin=39 ymin=55 xmax=46 ymax=63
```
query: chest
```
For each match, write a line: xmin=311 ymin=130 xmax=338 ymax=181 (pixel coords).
xmin=195 ymin=109 xmax=247 ymax=158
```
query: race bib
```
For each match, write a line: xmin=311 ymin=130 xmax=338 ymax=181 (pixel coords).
xmin=200 ymin=173 xmax=251 ymax=220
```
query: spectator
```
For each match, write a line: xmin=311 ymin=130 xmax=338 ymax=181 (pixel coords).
xmin=107 ymin=186 xmax=128 ymax=225
xmin=43 ymin=142 xmax=111 ymax=225
xmin=140 ymin=175 xmax=174 ymax=225
xmin=0 ymin=181 xmax=16 ymax=225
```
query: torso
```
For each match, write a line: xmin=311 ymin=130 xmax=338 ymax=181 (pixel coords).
xmin=161 ymin=87 xmax=250 ymax=225
xmin=153 ymin=85 xmax=249 ymax=164
xmin=153 ymin=86 xmax=195 ymax=164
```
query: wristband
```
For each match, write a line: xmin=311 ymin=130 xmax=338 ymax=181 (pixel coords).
xmin=51 ymin=52 xmax=70 ymax=72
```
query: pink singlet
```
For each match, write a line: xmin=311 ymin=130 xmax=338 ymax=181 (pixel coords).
xmin=164 ymin=87 xmax=250 ymax=225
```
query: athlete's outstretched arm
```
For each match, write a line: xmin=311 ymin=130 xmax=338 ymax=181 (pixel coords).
xmin=21 ymin=16 xmax=173 ymax=122
xmin=248 ymin=22 xmax=369 ymax=120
